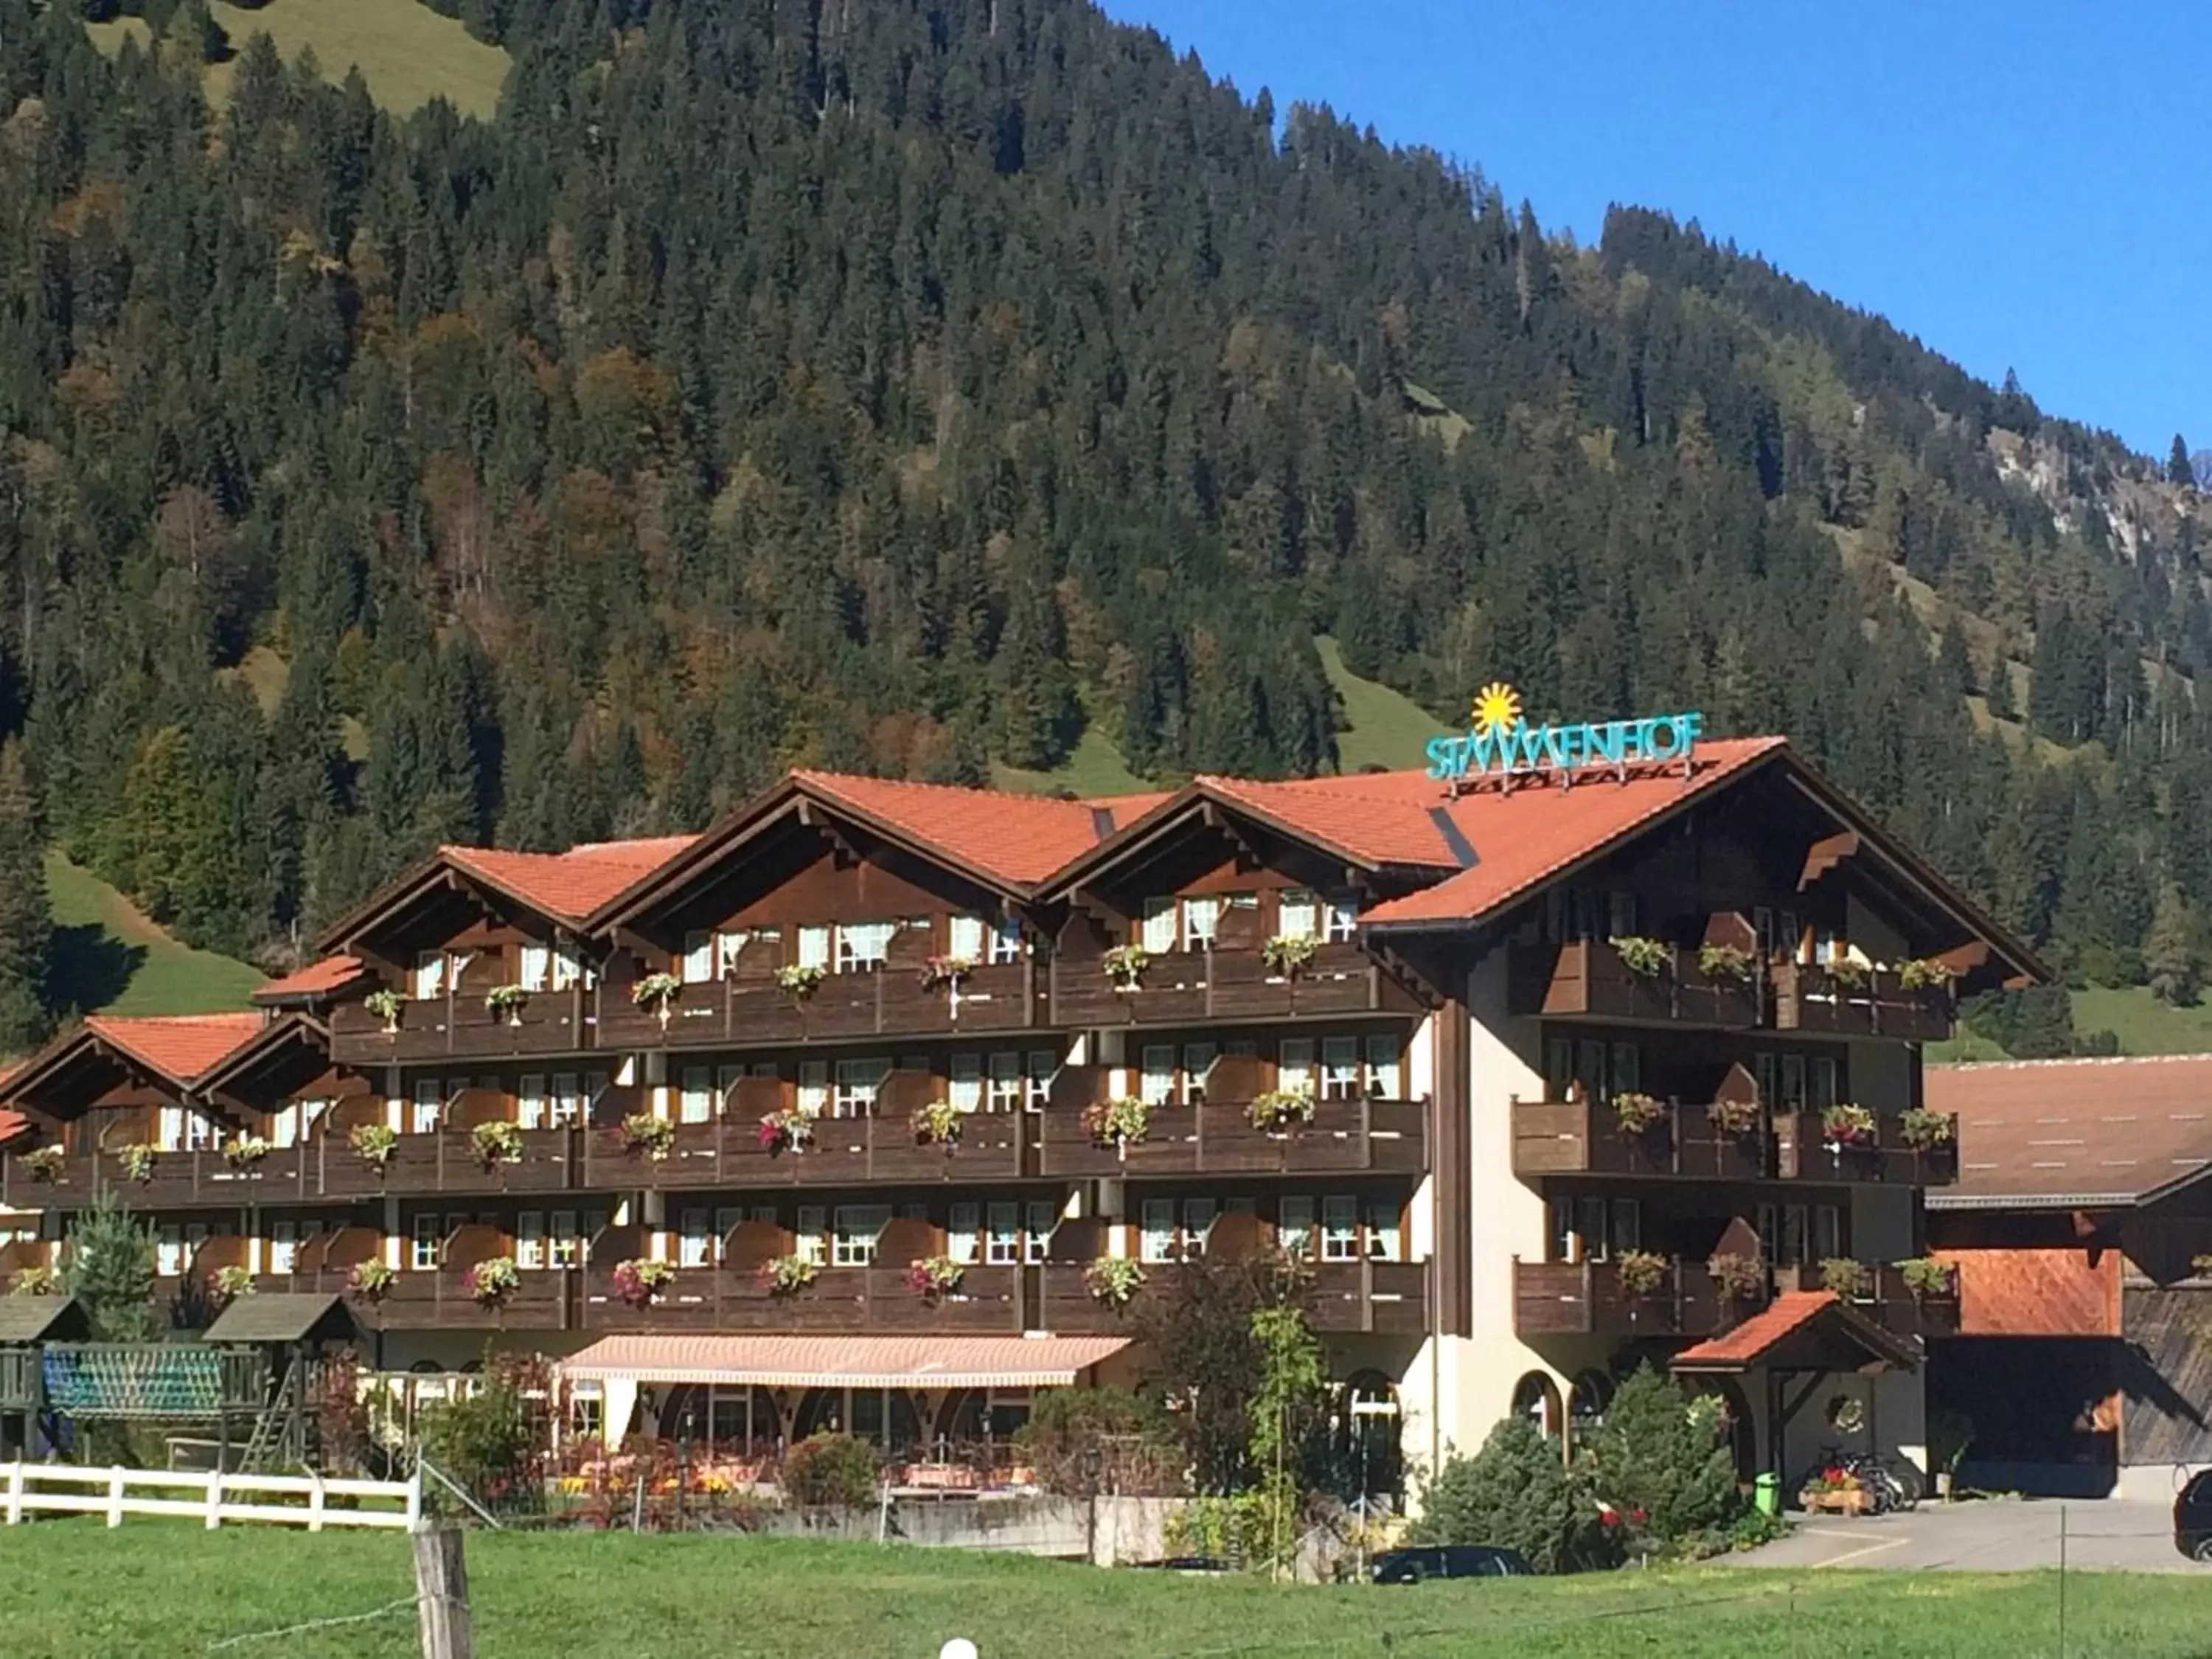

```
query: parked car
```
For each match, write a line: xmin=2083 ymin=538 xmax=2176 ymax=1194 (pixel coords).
xmin=1131 ymin=1556 xmax=1235 ymax=1574
xmin=2175 ymin=1470 xmax=2212 ymax=1562
xmin=1368 ymin=1545 xmax=1533 ymax=1583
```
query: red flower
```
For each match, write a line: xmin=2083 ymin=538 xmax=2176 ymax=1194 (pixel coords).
xmin=1629 ymin=1507 xmax=1647 ymax=1525
xmin=1599 ymin=1508 xmax=1622 ymax=1528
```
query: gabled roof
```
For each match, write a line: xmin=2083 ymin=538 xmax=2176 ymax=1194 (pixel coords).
xmin=1670 ymin=1290 xmax=1919 ymax=1374
xmin=0 ymin=1110 xmax=26 ymax=1148
xmin=0 ymin=1295 xmax=91 ymax=1344
xmin=203 ymin=1293 xmax=361 ymax=1346
xmin=0 ymin=1013 xmax=265 ymax=1112
xmin=1924 ymin=1054 xmax=2212 ymax=1211
xmin=253 ymin=955 xmax=367 ymax=1007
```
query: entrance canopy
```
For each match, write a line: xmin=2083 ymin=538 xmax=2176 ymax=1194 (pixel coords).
xmin=557 ymin=1333 xmax=1132 ymax=1391
xmin=1671 ymin=1291 xmax=1919 ymax=1376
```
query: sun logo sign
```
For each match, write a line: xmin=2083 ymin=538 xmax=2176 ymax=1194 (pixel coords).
xmin=1427 ymin=683 xmax=1705 ymax=784
xmin=1470 ymin=682 xmax=1523 ymax=740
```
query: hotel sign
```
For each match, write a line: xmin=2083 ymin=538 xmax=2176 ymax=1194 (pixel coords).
xmin=1426 ymin=683 xmax=1704 ymax=783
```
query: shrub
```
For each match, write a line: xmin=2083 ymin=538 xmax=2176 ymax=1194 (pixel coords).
xmin=1016 ymin=1386 xmax=1179 ymax=1498
xmin=1409 ymin=1415 xmax=1610 ymax=1573
xmin=782 ymin=1432 xmax=880 ymax=1510
xmin=1586 ymin=1365 xmax=1742 ymax=1548
xmin=419 ymin=1367 xmax=540 ymax=1500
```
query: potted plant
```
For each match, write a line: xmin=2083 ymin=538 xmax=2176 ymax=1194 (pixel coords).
xmin=1613 ymin=1091 xmax=1667 ymax=1135
xmin=223 ymin=1135 xmax=271 ymax=1170
xmin=1707 ymin=1252 xmax=1767 ymax=1304
xmin=776 ymin=964 xmax=826 ymax=1000
xmin=757 ymin=1254 xmax=818 ymax=1296
xmin=2194 ymin=1253 xmax=2212 ymax=1281
xmin=119 ymin=1143 xmax=157 ymax=1183
xmin=1824 ymin=957 xmax=1871 ymax=990
xmin=1799 ymin=1466 xmax=1868 ymax=1515
xmin=471 ymin=1121 xmax=525 ymax=1167
xmin=1085 ymin=1256 xmax=1146 ymax=1307
xmin=10 ymin=1264 xmax=60 ymax=1296
xmin=364 ymin=987 xmax=405 ymax=1034
xmin=18 ymin=1146 xmax=65 ymax=1182
xmin=347 ymin=1259 xmax=395 ymax=1301
xmin=1896 ymin=958 xmax=1956 ymax=990
xmin=1706 ymin=1095 xmax=1764 ymax=1137
xmin=349 ymin=1122 xmax=398 ymax=1171
xmin=920 ymin=954 xmax=977 ymax=991
xmin=213 ymin=1265 xmax=256 ymax=1302
xmin=1615 ymin=1249 xmax=1672 ymax=1298
xmin=757 ymin=1109 xmax=813 ymax=1155
xmin=1820 ymin=1257 xmax=1873 ymax=1300
xmin=1247 ymin=1088 xmax=1317 ymax=1131
xmin=1262 ymin=933 xmax=1320 ymax=978
xmin=1609 ymin=935 xmax=1672 ymax=978
xmin=632 ymin=972 xmax=683 ymax=1026
xmin=611 ymin=1258 xmax=676 ymax=1309
xmin=911 ymin=1099 xmax=963 ymax=1150
xmin=903 ymin=1256 xmax=965 ymax=1301
xmin=1896 ymin=1256 xmax=1958 ymax=1300
xmin=1101 ymin=943 xmax=1150 ymax=992
xmin=620 ymin=1113 xmax=678 ymax=1160
xmin=484 ymin=984 xmax=529 ymax=1026
xmin=1696 ymin=942 xmax=1756 ymax=983
xmin=1081 ymin=1096 xmax=1151 ymax=1149
xmin=1899 ymin=1107 xmax=1955 ymax=1150
xmin=469 ymin=1256 xmax=521 ymax=1309
xmin=1821 ymin=1102 xmax=1877 ymax=1149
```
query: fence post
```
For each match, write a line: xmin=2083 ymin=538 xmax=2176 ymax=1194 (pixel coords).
xmin=412 ymin=1523 xmax=473 ymax=1659
xmin=309 ymin=1470 xmax=327 ymax=1534
xmin=206 ymin=1468 xmax=224 ymax=1530
xmin=106 ymin=1466 xmax=126 ymax=1528
xmin=3 ymin=1461 xmax=19 ymax=1525
xmin=405 ymin=1464 xmax=425 ymax=1530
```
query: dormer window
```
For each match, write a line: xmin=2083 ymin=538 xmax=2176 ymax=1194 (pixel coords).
xmin=949 ymin=914 xmax=1023 ymax=965
xmin=521 ymin=945 xmax=552 ymax=992
xmin=411 ymin=951 xmax=447 ymax=1001
xmin=835 ymin=922 xmax=897 ymax=973
xmin=681 ymin=931 xmax=714 ymax=985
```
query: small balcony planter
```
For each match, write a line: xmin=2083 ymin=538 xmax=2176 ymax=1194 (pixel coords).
xmin=363 ymin=988 xmax=405 ymax=1034
xmin=1707 ymin=1252 xmax=1767 ymax=1305
xmin=757 ymin=1110 xmax=813 ymax=1155
xmin=632 ymin=973 xmax=683 ymax=1028
xmin=1898 ymin=1107 xmax=1955 ymax=1151
xmin=620 ymin=1113 xmax=678 ymax=1161
xmin=612 ymin=1259 xmax=676 ymax=1309
xmin=1896 ymin=1256 xmax=1958 ymax=1301
xmin=1696 ymin=943 xmax=1756 ymax=984
xmin=1082 ymin=1095 xmax=1152 ymax=1152
xmin=1820 ymin=1258 xmax=1873 ymax=1301
xmin=1615 ymin=1249 xmax=1671 ymax=1298
xmin=1823 ymin=959 xmax=1872 ymax=990
xmin=1247 ymin=1088 xmax=1318 ymax=1132
xmin=213 ymin=1266 xmax=256 ymax=1304
xmin=469 ymin=1257 xmax=521 ymax=1310
xmin=118 ymin=1144 xmax=157 ymax=1183
xmin=348 ymin=1259 xmax=394 ymax=1302
xmin=1609 ymin=936 xmax=1672 ymax=978
xmin=19 ymin=1147 xmax=65 ymax=1183
xmin=1896 ymin=959 xmax=1957 ymax=991
xmin=776 ymin=964 xmax=826 ymax=1001
xmin=911 ymin=1099 xmax=964 ymax=1152
xmin=349 ymin=1123 xmax=397 ymax=1172
xmin=223 ymin=1136 xmax=272 ymax=1170
xmin=757 ymin=1254 xmax=818 ymax=1297
xmin=1821 ymin=1103 xmax=1877 ymax=1150
xmin=919 ymin=955 xmax=976 ymax=991
xmin=471 ymin=1121 xmax=525 ymax=1168
xmin=1261 ymin=933 xmax=1320 ymax=979
xmin=1101 ymin=944 xmax=1150 ymax=992
xmin=10 ymin=1265 xmax=60 ymax=1297
xmin=903 ymin=1256 xmax=965 ymax=1302
xmin=1706 ymin=1095 xmax=1764 ymax=1138
xmin=1613 ymin=1091 xmax=1667 ymax=1136
xmin=1085 ymin=1256 xmax=1146 ymax=1307
xmin=2195 ymin=1252 xmax=2212 ymax=1281
xmin=484 ymin=984 xmax=530 ymax=1026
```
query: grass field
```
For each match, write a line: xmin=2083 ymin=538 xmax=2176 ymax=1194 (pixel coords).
xmin=43 ymin=849 xmax=264 ymax=1019
xmin=87 ymin=0 xmax=511 ymax=120
xmin=2070 ymin=986 xmax=2212 ymax=1056
xmin=0 ymin=1526 xmax=2202 ymax=1659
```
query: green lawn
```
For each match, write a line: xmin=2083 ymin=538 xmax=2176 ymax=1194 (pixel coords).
xmin=0 ymin=1526 xmax=2201 ymax=1658
xmin=43 ymin=849 xmax=265 ymax=1019
xmin=992 ymin=723 xmax=1153 ymax=799
xmin=2070 ymin=986 xmax=2212 ymax=1056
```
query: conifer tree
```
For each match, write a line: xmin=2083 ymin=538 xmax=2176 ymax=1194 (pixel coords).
xmin=0 ymin=741 xmax=52 ymax=1052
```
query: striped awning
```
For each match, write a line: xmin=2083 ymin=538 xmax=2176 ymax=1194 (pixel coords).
xmin=555 ymin=1333 xmax=1132 ymax=1391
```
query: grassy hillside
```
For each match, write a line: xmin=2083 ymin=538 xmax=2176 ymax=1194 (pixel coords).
xmin=86 ymin=0 xmax=510 ymax=120
xmin=44 ymin=851 xmax=264 ymax=1020
xmin=2068 ymin=987 xmax=2212 ymax=1056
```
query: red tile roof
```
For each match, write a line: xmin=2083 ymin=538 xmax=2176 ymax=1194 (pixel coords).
xmin=1672 ymin=1291 xmax=1839 ymax=1368
xmin=794 ymin=772 xmax=1144 ymax=888
xmin=1924 ymin=1054 xmax=2212 ymax=1209
xmin=81 ymin=1014 xmax=265 ymax=1085
xmin=0 ymin=1110 xmax=27 ymax=1149
xmin=253 ymin=955 xmax=367 ymax=1005
xmin=1357 ymin=738 xmax=1789 ymax=925
xmin=557 ymin=1332 xmax=1131 ymax=1388
xmin=445 ymin=836 xmax=698 ymax=923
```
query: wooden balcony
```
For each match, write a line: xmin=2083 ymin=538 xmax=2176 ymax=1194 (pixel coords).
xmin=0 ymin=1149 xmax=97 ymax=1209
xmin=1034 ymin=1258 xmax=1430 ymax=1337
xmin=1514 ymin=1258 xmax=1743 ymax=1339
xmin=1510 ymin=1098 xmax=1768 ymax=1183
xmin=4 ymin=1145 xmax=317 ymax=1209
xmin=594 ymin=961 xmax=1040 ymax=1054
xmin=369 ymin=1266 xmax=575 ymax=1331
xmin=314 ymin=1127 xmax=581 ymax=1200
xmin=1508 ymin=939 xmax=1760 ymax=1029
xmin=1051 ymin=941 xmax=1415 ymax=1029
xmin=1773 ymin=1112 xmax=1957 ymax=1187
xmin=1037 ymin=1079 xmax=1427 ymax=1180
xmin=1770 ymin=964 xmax=1952 ymax=1042
xmin=580 ymin=1263 xmax=1029 ymax=1334
xmin=329 ymin=986 xmax=593 ymax=1066
xmin=1795 ymin=1263 xmax=1962 ymax=1342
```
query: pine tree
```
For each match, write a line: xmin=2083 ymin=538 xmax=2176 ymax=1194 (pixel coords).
xmin=64 ymin=1191 xmax=159 ymax=1342
xmin=2170 ymin=434 xmax=2197 ymax=490
xmin=0 ymin=741 xmax=52 ymax=1051
xmin=2146 ymin=883 xmax=2199 ymax=1006
xmin=1587 ymin=1365 xmax=1742 ymax=1546
xmin=1409 ymin=1414 xmax=1609 ymax=1571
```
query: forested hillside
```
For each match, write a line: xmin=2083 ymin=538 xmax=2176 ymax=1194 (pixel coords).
xmin=1 ymin=0 xmax=2208 ymax=1054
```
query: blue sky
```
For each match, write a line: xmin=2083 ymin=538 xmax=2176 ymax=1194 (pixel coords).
xmin=1099 ymin=0 xmax=2205 ymax=458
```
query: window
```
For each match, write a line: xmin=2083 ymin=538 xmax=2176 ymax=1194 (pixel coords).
xmin=1324 ymin=899 xmax=1359 ymax=943
xmin=515 ymin=1213 xmax=545 ymax=1270
xmin=1811 ymin=1057 xmax=1839 ymax=1110
xmin=836 ymin=922 xmax=895 ymax=973
xmin=950 ymin=1054 xmax=984 ymax=1113
xmin=1545 ymin=1039 xmax=1574 ymax=1102
xmin=553 ymin=947 xmax=588 ymax=991
xmin=797 ymin=926 xmax=832 ymax=972
xmin=1278 ymin=888 xmax=1320 ymax=940
xmin=517 ymin=1076 xmax=548 ymax=1130
xmin=1576 ymin=1196 xmax=1609 ymax=1263
xmin=1181 ymin=896 xmax=1222 ymax=950
xmin=948 ymin=1203 xmax=981 ymax=1265
xmin=1815 ymin=1205 xmax=1843 ymax=1263
xmin=1279 ymin=1196 xmax=1316 ymax=1257
xmin=1024 ymin=1201 xmax=1057 ymax=1264
xmin=156 ymin=1225 xmax=185 ymax=1277
xmin=1607 ymin=891 xmax=1639 ymax=936
xmin=1609 ymin=1200 xmax=1641 ymax=1256
xmin=411 ymin=951 xmax=446 ymax=1001
xmin=1366 ymin=1034 xmax=1404 ymax=1099
xmin=681 ymin=931 xmax=714 ymax=984
xmin=949 ymin=915 xmax=987 ymax=961
xmin=715 ymin=931 xmax=751 ymax=977
xmin=1279 ymin=1038 xmax=1315 ymax=1097
xmin=411 ymin=1081 xmax=442 ymax=1135
xmin=1182 ymin=1043 xmax=1217 ymax=1103
xmin=832 ymin=1059 xmax=891 ymax=1117
xmin=678 ymin=1209 xmax=713 ymax=1269
xmin=1367 ymin=1200 xmax=1404 ymax=1262
xmin=1321 ymin=1037 xmax=1361 ymax=1102
xmin=1781 ymin=1056 xmax=1806 ymax=1110
xmin=798 ymin=1062 xmax=830 ymax=1119
xmin=1025 ymin=1051 xmax=1058 ymax=1110
xmin=1183 ymin=1199 xmax=1217 ymax=1254
xmin=1140 ymin=1200 xmax=1178 ymax=1263
xmin=1140 ymin=898 xmax=1178 ymax=954
xmin=1549 ymin=1197 xmax=1575 ymax=1263
xmin=833 ymin=1206 xmax=891 ymax=1266
xmin=986 ymin=1053 xmax=1023 ymax=1114
xmin=1576 ymin=1040 xmax=1608 ymax=1105
xmin=411 ymin=1216 xmax=442 ymax=1270
xmin=678 ymin=1068 xmax=713 ymax=1125
xmin=551 ymin=1074 xmax=582 ymax=1128
xmin=548 ymin=1212 xmax=580 ymax=1268
xmin=268 ymin=1221 xmax=299 ymax=1276
xmin=1321 ymin=1196 xmax=1360 ymax=1262
xmin=1756 ymin=1203 xmax=1778 ymax=1263
xmin=987 ymin=917 xmax=1023 ymax=965
xmin=1815 ymin=925 xmax=1843 ymax=967
xmin=796 ymin=1207 xmax=827 ymax=1265
xmin=1609 ymin=1043 xmax=1640 ymax=1099
xmin=1781 ymin=1205 xmax=1808 ymax=1267
xmin=986 ymin=1203 xmax=1021 ymax=1265
xmin=1754 ymin=1054 xmax=1778 ymax=1110
xmin=1139 ymin=1046 xmax=1177 ymax=1107
xmin=521 ymin=945 xmax=552 ymax=992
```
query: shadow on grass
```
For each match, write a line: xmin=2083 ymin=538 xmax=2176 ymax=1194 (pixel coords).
xmin=46 ymin=922 xmax=146 ymax=1016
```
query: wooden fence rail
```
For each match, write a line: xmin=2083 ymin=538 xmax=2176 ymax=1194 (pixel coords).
xmin=1 ymin=1462 xmax=423 ymax=1531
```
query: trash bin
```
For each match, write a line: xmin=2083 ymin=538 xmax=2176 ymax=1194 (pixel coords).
xmin=1754 ymin=1472 xmax=1781 ymax=1517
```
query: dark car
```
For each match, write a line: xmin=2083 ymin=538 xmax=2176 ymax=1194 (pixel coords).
xmin=2176 ymin=1470 xmax=2212 ymax=1563
xmin=1368 ymin=1545 xmax=1534 ymax=1583
xmin=1132 ymin=1556 xmax=1234 ymax=1574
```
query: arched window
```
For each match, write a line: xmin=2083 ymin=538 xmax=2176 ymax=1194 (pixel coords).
xmin=1338 ymin=1371 xmax=1404 ymax=1500
xmin=1511 ymin=1371 xmax=1564 ymax=1441
xmin=1568 ymin=1370 xmax=1614 ymax=1446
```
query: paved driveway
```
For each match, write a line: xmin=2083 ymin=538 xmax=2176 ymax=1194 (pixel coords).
xmin=1728 ymin=1498 xmax=2197 ymax=1573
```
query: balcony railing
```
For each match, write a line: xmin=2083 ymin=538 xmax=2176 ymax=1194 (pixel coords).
xmin=316 ymin=1125 xmax=581 ymax=1200
xmin=1783 ymin=1263 xmax=1962 ymax=1341
xmin=1037 ymin=1087 xmax=1427 ymax=1180
xmin=1511 ymin=1101 xmax=1958 ymax=1188
xmin=1508 ymin=939 xmax=1761 ymax=1029
xmin=1773 ymin=1111 xmax=1957 ymax=1187
xmin=580 ymin=1263 xmax=1029 ymax=1334
xmin=579 ymin=1109 xmax=1035 ymax=1192
xmin=595 ymin=961 xmax=1040 ymax=1053
xmin=1513 ymin=1258 xmax=1740 ymax=1339
xmin=1051 ymin=941 xmax=1414 ymax=1028
xmin=330 ymin=986 xmax=592 ymax=1065
xmin=1770 ymin=964 xmax=1952 ymax=1042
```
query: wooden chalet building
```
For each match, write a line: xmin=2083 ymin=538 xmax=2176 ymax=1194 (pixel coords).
xmin=0 ymin=734 xmax=2038 ymax=1495
xmin=1925 ymin=1055 xmax=2212 ymax=1499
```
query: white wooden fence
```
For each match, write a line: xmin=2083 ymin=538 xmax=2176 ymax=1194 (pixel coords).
xmin=2 ymin=1462 xmax=423 ymax=1531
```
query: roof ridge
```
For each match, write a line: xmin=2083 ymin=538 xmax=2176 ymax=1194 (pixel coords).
xmin=1934 ymin=1052 xmax=2212 ymax=1072
xmin=796 ymin=768 xmax=1099 ymax=807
